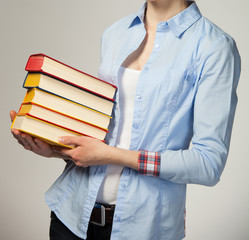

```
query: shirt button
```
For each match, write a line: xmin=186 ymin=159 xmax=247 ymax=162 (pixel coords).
xmin=136 ymin=95 xmax=142 ymax=100
xmin=115 ymin=215 xmax=121 ymax=222
xmin=133 ymin=124 xmax=139 ymax=130
xmin=155 ymin=43 xmax=159 ymax=49
xmin=86 ymin=196 xmax=92 ymax=202
xmin=121 ymin=184 xmax=126 ymax=189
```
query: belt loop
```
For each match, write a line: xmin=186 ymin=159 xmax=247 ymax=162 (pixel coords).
xmin=90 ymin=203 xmax=115 ymax=226
xmin=91 ymin=203 xmax=106 ymax=226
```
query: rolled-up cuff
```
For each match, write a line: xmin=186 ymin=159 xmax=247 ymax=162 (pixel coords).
xmin=138 ymin=150 xmax=161 ymax=177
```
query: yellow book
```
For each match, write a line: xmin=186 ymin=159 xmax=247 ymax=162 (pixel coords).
xmin=11 ymin=115 xmax=82 ymax=148
xmin=23 ymin=88 xmax=111 ymax=130
xmin=23 ymin=73 xmax=114 ymax=116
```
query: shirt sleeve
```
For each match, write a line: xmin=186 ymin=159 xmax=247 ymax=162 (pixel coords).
xmin=150 ymin=37 xmax=240 ymax=185
xmin=138 ymin=150 xmax=161 ymax=177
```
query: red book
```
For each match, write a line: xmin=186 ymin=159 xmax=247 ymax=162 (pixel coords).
xmin=25 ymin=53 xmax=117 ymax=101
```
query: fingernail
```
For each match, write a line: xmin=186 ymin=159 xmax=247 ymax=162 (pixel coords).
xmin=11 ymin=129 xmax=17 ymax=135
xmin=58 ymin=137 xmax=64 ymax=143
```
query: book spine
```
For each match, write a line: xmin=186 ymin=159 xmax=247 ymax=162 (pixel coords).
xmin=22 ymin=74 xmax=28 ymax=88
xmin=25 ymin=55 xmax=44 ymax=71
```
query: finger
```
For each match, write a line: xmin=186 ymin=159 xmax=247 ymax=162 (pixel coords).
xmin=53 ymin=145 xmax=73 ymax=157
xmin=20 ymin=132 xmax=38 ymax=149
xmin=53 ymin=146 xmax=86 ymax=167
xmin=10 ymin=113 xmax=33 ymax=150
xmin=19 ymin=135 xmax=34 ymax=151
xmin=9 ymin=110 xmax=17 ymax=122
xmin=33 ymin=138 xmax=50 ymax=149
xmin=14 ymin=133 xmax=32 ymax=150
xmin=13 ymin=132 xmax=40 ymax=152
xmin=32 ymin=138 xmax=58 ymax=157
xmin=11 ymin=130 xmax=31 ymax=148
xmin=11 ymin=128 xmax=22 ymax=140
xmin=52 ymin=146 xmax=74 ymax=160
xmin=58 ymin=136 xmax=88 ymax=147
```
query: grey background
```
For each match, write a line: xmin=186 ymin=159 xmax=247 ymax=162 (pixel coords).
xmin=1 ymin=0 xmax=248 ymax=239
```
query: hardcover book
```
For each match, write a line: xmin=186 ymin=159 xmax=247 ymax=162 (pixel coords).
xmin=23 ymin=73 xmax=114 ymax=116
xmin=22 ymin=88 xmax=111 ymax=130
xmin=18 ymin=103 xmax=108 ymax=141
xmin=25 ymin=53 xmax=117 ymax=100
xmin=11 ymin=115 xmax=81 ymax=148
xmin=12 ymin=53 xmax=116 ymax=148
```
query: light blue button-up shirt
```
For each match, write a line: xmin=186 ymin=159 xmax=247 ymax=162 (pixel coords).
xmin=45 ymin=2 xmax=241 ymax=239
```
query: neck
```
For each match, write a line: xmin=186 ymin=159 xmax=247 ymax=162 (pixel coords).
xmin=145 ymin=0 xmax=189 ymax=31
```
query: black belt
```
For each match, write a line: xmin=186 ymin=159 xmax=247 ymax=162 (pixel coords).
xmin=90 ymin=203 xmax=115 ymax=226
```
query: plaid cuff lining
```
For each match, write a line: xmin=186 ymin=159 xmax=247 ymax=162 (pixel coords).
xmin=138 ymin=150 xmax=161 ymax=177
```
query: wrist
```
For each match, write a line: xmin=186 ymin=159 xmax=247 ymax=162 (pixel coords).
xmin=106 ymin=146 xmax=139 ymax=170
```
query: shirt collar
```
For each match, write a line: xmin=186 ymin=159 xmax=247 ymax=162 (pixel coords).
xmin=130 ymin=1 xmax=202 ymax=38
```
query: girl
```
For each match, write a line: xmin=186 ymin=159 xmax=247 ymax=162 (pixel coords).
xmin=10 ymin=0 xmax=240 ymax=239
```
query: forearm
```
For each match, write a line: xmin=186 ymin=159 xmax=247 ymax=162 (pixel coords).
xmin=104 ymin=146 xmax=139 ymax=170
xmin=55 ymin=135 xmax=162 ymax=176
xmin=105 ymin=147 xmax=161 ymax=177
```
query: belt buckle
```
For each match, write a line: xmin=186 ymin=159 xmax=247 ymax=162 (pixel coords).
xmin=92 ymin=203 xmax=106 ymax=226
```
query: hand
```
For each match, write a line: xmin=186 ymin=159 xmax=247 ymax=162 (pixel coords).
xmin=53 ymin=136 xmax=111 ymax=167
xmin=54 ymin=135 xmax=139 ymax=169
xmin=10 ymin=110 xmax=69 ymax=159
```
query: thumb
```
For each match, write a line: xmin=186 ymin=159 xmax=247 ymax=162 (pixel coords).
xmin=10 ymin=110 xmax=17 ymax=122
xmin=58 ymin=136 xmax=83 ymax=146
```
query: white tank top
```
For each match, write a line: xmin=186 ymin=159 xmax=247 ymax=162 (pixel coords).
xmin=96 ymin=66 xmax=141 ymax=204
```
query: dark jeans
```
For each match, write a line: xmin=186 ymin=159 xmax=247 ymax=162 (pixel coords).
xmin=49 ymin=212 xmax=112 ymax=240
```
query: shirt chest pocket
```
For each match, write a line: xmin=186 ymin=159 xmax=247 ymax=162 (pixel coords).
xmin=161 ymin=69 xmax=196 ymax=110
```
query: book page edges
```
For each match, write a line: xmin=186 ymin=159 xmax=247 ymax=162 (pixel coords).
xmin=25 ymin=54 xmax=117 ymax=100
xmin=17 ymin=128 xmax=74 ymax=148
xmin=19 ymin=102 xmax=108 ymax=131
xmin=25 ymin=71 xmax=116 ymax=101
xmin=24 ymin=88 xmax=111 ymax=118
xmin=24 ymin=87 xmax=113 ymax=117
xmin=26 ymin=114 xmax=103 ymax=139
xmin=11 ymin=115 xmax=76 ymax=148
xmin=26 ymin=53 xmax=117 ymax=89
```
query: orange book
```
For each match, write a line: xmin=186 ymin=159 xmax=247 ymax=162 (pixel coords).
xmin=22 ymin=88 xmax=111 ymax=130
xmin=18 ymin=102 xmax=108 ymax=141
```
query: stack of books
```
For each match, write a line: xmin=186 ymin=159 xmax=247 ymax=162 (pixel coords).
xmin=11 ymin=53 xmax=117 ymax=148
